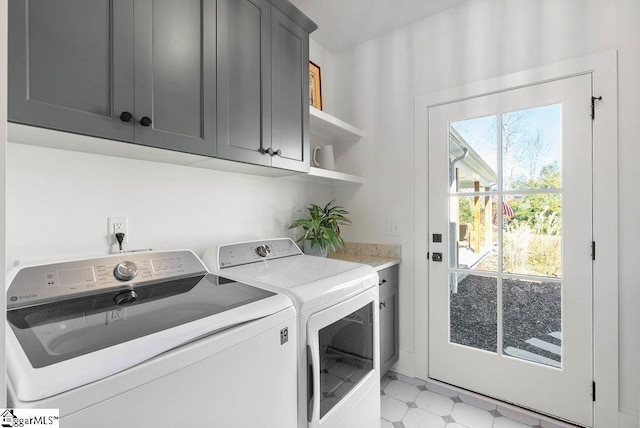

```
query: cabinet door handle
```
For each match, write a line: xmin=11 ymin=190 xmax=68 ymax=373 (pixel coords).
xmin=265 ymin=148 xmax=282 ymax=157
xmin=379 ymin=301 xmax=386 ymax=310
xmin=140 ymin=116 xmax=152 ymax=127
xmin=378 ymin=279 xmax=387 ymax=286
xmin=120 ymin=111 xmax=133 ymax=122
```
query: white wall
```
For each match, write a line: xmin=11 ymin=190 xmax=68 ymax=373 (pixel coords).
xmin=309 ymin=38 xmax=335 ymax=115
xmin=331 ymin=0 xmax=640 ymax=418
xmin=6 ymin=143 xmax=333 ymax=266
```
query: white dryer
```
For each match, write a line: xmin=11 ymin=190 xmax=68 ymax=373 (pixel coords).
xmin=203 ymin=238 xmax=381 ymax=428
xmin=6 ymin=250 xmax=297 ymax=428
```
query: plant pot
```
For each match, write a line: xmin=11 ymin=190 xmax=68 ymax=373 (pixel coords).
xmin=303 ymin=240 xmax=327 ymax=257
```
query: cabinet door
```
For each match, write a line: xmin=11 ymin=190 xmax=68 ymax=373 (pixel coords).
xmin=378 ymin=265 xmax=400 ymax=375
xmin=133 ymin=0 xmax=216 ymax=156
xmin=379 ymin=294 xmax=396 ymax=368
xmin=217 ymin=0 xmax=271 ymax=166
xmin=269 ymin=7 xmax=310 ymax=172
xmin=8 ymin=0 xmax=134 ymax=142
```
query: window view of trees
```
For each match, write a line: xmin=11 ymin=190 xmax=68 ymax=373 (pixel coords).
xmin=451 ymin=105 xmax=562 ymax=278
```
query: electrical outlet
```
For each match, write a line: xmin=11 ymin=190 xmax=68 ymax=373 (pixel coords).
xmin=386 ymin=218 xmax=401 ymax=236
xmin=107 ymin=217 xmax=129 ymax=244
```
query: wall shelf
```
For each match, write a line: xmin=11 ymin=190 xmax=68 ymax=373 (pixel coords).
xmin=309 ymin=106 xmax=364 ymax=142
xmin=307 ymin=167 xmax=364 ymax=185
xmin=307 ymin=107 xmax=364 ymax=184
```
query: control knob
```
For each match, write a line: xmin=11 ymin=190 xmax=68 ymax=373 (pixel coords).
xmin=114 ymin=290 xmax=138 ymax=305
xmin=114 ymin=261 xmax=138 ymax=281
xmin=256 ymin=244 xmax=271 ymax=258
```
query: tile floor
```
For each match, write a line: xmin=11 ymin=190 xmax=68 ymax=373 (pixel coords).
xmin=380 ymin=371 xmax=580 ymax=428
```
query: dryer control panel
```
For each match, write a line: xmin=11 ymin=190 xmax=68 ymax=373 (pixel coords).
xmin=7 ymin=250 xmax=207 ymax=309
xmin=218 ymin=238 xmax=302 ymax=269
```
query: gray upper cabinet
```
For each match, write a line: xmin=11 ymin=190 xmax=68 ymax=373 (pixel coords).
xmin=8 ymin=0 xmax=135 ymax=142
xmin=270 ymin=7 xmax=309 ymax=172
xmin=9 ymin=0 xmax=216 ymax=156
xmin=133 ymin=0 xmax=217 ymax=156
xmin=216 ymin=0 xmax=271 ymax=166
xmin=217 ymin=0 xmax=315 ymax=172
xmin=9 ymin=0 xmax=315 ymax=171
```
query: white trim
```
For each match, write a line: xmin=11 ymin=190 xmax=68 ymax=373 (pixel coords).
xmin=414 ymin=50 xmax=618 ymax=427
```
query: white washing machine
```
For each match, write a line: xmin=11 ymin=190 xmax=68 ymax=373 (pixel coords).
xmin=203 ymin=238 xmax=381 ymax=428
xmin=6 ymin=250 xmax=297 ymax=428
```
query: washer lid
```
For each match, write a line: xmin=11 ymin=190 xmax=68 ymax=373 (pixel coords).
xmin=7 ymin=270 xmax=293 ymax=402
xmin=218 ymin=254 xmax=378 ymax=312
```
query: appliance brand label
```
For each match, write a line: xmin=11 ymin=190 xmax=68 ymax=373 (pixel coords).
xmin=9 ymin=294 xmax=37 ymax=303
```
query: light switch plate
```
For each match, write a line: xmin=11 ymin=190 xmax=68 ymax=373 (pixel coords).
xmin=386 ymin=218 xmax=401 ymax=236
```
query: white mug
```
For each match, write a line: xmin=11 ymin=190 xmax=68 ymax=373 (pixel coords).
xmin=313 ymin=145 xmax=335 ymax=170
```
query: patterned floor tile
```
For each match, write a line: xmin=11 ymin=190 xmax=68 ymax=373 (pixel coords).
xmin=381 ymin=419 xmax=395 ymax=428
xmin=450 ymin=402 xmax=495 ymax=428
xmin=381 ymin=395 xmax=409 ymax=422
xmin=414 ymin=390 xmax=455 ymax=416
xmin=385 ymin=380 xmax=421 ymax=402
xmin=381 ymin=373 xmax=578 ymax=428
xmin=402 ymin=408 xmax=446 ymax=428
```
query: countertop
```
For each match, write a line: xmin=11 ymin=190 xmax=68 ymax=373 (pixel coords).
xmin=328 ymin=242 xmax=401 ymax=271
xmin=328 ymin=253 xmax=400 ymax=271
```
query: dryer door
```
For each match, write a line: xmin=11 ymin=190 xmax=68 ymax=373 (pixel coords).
xmin=306 ymin=287 xmax=380 ymax=427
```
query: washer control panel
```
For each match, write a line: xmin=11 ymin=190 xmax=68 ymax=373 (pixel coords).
xmin=7 ymin=250 xmax=207 ymax=309
xmin=219 ymin=238 xmax=302 ymax=269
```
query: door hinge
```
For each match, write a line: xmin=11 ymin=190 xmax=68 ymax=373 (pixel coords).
xmin=591 ymin=241 xmax=596 ymax=260
xmin=591 ymin=96 xmax=602 ymax=120
xmin=592 ymin=381 xmax=596 ymax=401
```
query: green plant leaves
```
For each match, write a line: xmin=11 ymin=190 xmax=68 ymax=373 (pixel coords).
xmin=287 ymin=199 xmax=351 ymax=252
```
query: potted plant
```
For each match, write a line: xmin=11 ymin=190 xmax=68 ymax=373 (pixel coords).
xmin=288 ymin=200 xmax=351 ymax=257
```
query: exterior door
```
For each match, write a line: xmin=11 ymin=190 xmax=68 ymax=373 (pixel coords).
xmin=428 ymin=74 xmax=593 ymax=426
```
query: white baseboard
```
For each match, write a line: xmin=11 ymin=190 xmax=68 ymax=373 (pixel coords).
xmin=390 ymin=349 xmax=416 ymax=379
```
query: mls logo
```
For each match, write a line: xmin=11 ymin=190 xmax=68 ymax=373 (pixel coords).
xmin=1 ymin=409 xmax=16 ymax=427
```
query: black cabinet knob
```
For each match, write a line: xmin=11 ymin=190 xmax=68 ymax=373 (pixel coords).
xmin=120 ymin=111 xmax=133 ymax=122
xmin=264 ymin=148 xmax=282 ymax=157
xmin=140 ymin=116 xmax=152 ymax=127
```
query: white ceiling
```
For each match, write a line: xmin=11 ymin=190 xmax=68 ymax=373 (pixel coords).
xmin=288 ymin=0 xmax=469 ymax=54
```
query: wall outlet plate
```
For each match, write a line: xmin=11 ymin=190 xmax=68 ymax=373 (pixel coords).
xmin=107 ymin=217 xmax=128 ymax=244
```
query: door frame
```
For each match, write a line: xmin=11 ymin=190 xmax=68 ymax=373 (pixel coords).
xmin=414 ymin=50 xmax=618 ymax=427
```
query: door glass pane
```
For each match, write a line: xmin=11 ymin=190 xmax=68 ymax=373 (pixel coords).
xmin=502 ymin=194 xmax=562 ymax=278
xmin=450 ymin=273 xmax=497 ymax=352
xmin=449 ymin=116 xmax=497 ymax=193
xmin=502 ymin=104 xmax=562 ymax=191
xmin=449 ymin=196 xmax=497 ymax=271
xmin=318 ymin=303 xmax=374 ymax=419
xmin=503 ymin=278 xmax=562 ymax=368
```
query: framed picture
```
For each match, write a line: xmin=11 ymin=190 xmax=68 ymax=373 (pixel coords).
xmin=309 ymin=61 xmax=322 ymax=110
